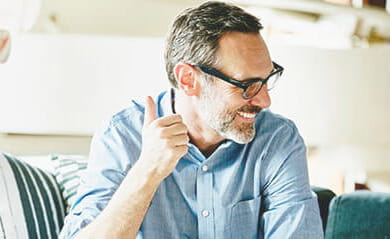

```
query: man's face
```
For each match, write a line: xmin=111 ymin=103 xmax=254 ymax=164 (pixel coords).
xmin=196 ymin=32 xmax=273 ymax=144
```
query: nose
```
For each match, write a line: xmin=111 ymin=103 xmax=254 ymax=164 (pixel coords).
xmin=247 ymin=85 xmax=271 ymax=108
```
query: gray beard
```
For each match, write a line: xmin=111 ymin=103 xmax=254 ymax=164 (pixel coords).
xmin=196 ymin=85 xmax=257 ymax=144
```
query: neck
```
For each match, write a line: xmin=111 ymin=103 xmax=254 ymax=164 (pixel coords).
xmin=174 ymin=90 xmax=225 ymax=157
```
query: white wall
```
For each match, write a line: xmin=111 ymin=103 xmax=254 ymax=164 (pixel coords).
xmin=269 ymin=44 xmax=390 ymax=147
xmin=33 ymin=0 xmax=195 ymax=36
xmin=1 ymin=33 xmax=389 ymax=143
xmin=0 ymin=33 xmax=169 ymax=135
xmin=1 ymin=33 xmax=389 ymax=178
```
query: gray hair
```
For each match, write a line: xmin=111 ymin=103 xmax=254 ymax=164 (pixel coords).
xmin=164 ymin=1 xmax=263 ymax=88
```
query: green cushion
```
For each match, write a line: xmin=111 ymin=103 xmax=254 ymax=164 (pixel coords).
xmin=325 ymin=190 xmax=390 ymax=239
xmin=0 ymin=153 xmax=65 ymax=239
xmin=51 ymin=155 xmax=88 ymax=213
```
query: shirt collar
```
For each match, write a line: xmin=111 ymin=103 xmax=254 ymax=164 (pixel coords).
xmin=158 ymin=87 xmax=238 ymax=163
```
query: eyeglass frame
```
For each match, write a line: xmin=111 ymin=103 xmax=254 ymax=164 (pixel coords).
xmin=195 ymin=61 xmax=284 ymax=100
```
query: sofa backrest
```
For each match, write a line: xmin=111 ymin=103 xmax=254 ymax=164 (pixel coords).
xmin=325 ymin=190 xmax=390 ymax=239
xmin=0 ymin=153 xmax=66 ymax=239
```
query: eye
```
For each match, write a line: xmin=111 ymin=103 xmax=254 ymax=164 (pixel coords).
xmin=242 ymin=77 xmax=259 ymax=83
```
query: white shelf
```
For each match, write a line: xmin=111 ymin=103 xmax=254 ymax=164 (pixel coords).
xmin=228 ymin=0 xmax=390 ymax=44
xmin=232 ymin=0 xmax=390 ymax=21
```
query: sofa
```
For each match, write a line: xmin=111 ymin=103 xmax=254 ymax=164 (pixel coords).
xmin=1 ymin=152 xmax=389 ymax=239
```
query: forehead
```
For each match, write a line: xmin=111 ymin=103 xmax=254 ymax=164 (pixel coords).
xmin=215 ymin=32 xmax=272 ymax=80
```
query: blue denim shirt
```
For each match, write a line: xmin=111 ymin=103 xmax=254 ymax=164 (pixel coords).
xmin=60 ymin=89 xmax=323 ymax=239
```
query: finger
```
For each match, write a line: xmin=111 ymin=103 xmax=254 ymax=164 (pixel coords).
xmin=160 ymin=123 xmax=188 ymax=137
xmin=144 ymin=96 xmax=156 ymax=126
xmin=174 ymin=145 xmax=188 ymax=158
xmin=154 ymin=114 xmax=183 ymax=127
xmin=170 ymin=134 xmax=190 ymax=146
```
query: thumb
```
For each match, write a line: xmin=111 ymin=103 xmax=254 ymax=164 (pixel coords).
xmin=144 ymin=96 xmax=156 ymax=126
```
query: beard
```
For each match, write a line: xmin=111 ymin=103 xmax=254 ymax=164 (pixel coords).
xmin=196 ymin=82 xmax=261 ymax=144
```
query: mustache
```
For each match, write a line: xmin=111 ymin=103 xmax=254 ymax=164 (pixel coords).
xmin=237 ymin=105 xmax=262 ymax=114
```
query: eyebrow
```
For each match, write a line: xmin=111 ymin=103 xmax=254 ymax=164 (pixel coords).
xmin=229 ymin=65 xmax=275 ymax=83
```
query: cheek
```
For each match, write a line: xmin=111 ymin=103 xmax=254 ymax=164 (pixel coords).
xmin=221 ymin=86 xmax=247 ymax=110
xmin=213 ymin=96 xmax=245 ymax=122
xmin=207 ymin=82 xmax=244 ymax=113
xmin=219 ymin=84 xmax=242 ymax=102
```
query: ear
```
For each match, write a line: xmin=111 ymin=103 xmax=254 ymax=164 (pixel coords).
xmin=174 ymin=62 xmax=201 ymax=97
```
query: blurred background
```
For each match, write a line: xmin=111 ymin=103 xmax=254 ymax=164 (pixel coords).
xmin=1 ymin=0 xmax=389 ymax=195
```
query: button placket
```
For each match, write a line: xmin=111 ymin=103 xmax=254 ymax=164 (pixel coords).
xmin=201 ymin=165 xmax=208 ymax=172
xmin=196 ymin=164 xmax=214 ymax=238
xmin=202 ymin=210 xmax=210 ymax=217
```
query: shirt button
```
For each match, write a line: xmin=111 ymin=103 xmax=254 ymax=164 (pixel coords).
xmin=202 ymin=210 xmax=210 ymax=217
xmin=201 ymin=165 xmax=208 ymax=172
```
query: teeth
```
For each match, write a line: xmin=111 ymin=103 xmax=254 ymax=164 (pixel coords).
xmin=237 ymin=111 xmax=256 ymax=118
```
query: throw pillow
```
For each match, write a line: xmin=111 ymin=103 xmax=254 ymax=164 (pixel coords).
xmin=0 ymin=152 xmax=65 ymax=239
xmin=51 ymin=155 xmax=88 ymax=213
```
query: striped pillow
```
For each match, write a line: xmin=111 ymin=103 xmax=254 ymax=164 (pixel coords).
xmin=51 ymin=155 xmax=88 ymax=213
xmin=0 ymin=152 xmax=65 ymax=239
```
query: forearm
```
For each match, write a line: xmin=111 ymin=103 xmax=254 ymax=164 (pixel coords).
xmin=74 ymin=158 xmax=161 ymax=239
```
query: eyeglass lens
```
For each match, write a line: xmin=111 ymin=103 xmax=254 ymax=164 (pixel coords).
xmin=243 ymin=72 xmax=281 ymax=99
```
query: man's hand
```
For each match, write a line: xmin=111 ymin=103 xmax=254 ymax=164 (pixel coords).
xmin=140 ymin=96 xmax=189 ymax=181
xmin=73 ymin=96 xmax=188 ymax=239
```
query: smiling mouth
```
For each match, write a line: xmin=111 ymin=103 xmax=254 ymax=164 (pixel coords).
xmin=237 ymin=111 xmax=257 ymax=119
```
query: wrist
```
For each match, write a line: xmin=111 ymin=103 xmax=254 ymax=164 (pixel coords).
xmin=128 ymin=156 xmax=163 ymax=189
xmin=108 ymin=158 xmax=161 ymax=211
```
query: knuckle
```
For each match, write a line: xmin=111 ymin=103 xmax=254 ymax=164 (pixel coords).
xmin=176 ymin=114 xmax=183 ymax=121
xmin=170 ymin=114 xmax=182 ymax=122
xmin=179 ymin=146 xmax=188 ymax=155
xmin=160 ymin=127 xmax=169 ymax=136
xmin=181 ymin=134 xmax=189 ymax=142
xmin=154 ymin=121 xmax=162 ymax=128
xmin=179 ymin=124 xmax=187 ymax=133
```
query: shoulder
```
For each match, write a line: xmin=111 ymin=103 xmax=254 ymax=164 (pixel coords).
xmin=99 ymin=100 xmax=145 ymax=136
xmin=255 ymin=109 xmax=301 ymax=141
xmin=111 ymin=100 xmax=145 ymax=128
xmin=254 ymin=111 xmax=308 ymax=188
xmin=96 ymin=90 xmax=169 ymax=136
xmin=247 ymin=109 xmax=306 ymax=167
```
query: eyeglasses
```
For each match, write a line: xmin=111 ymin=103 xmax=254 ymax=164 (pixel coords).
xmin=196 ymin=61 xmax=284 ymax=100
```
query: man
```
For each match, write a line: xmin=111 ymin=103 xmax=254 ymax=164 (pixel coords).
xmin=60 ymin=1 xmax=323 ymax=238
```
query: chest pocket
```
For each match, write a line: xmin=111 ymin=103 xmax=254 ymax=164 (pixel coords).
xmin=229 ymin=196 xmax=261 ymax=239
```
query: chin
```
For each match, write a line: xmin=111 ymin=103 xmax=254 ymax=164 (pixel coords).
xmin=222 ymin=130 xmax=256 ymax=144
